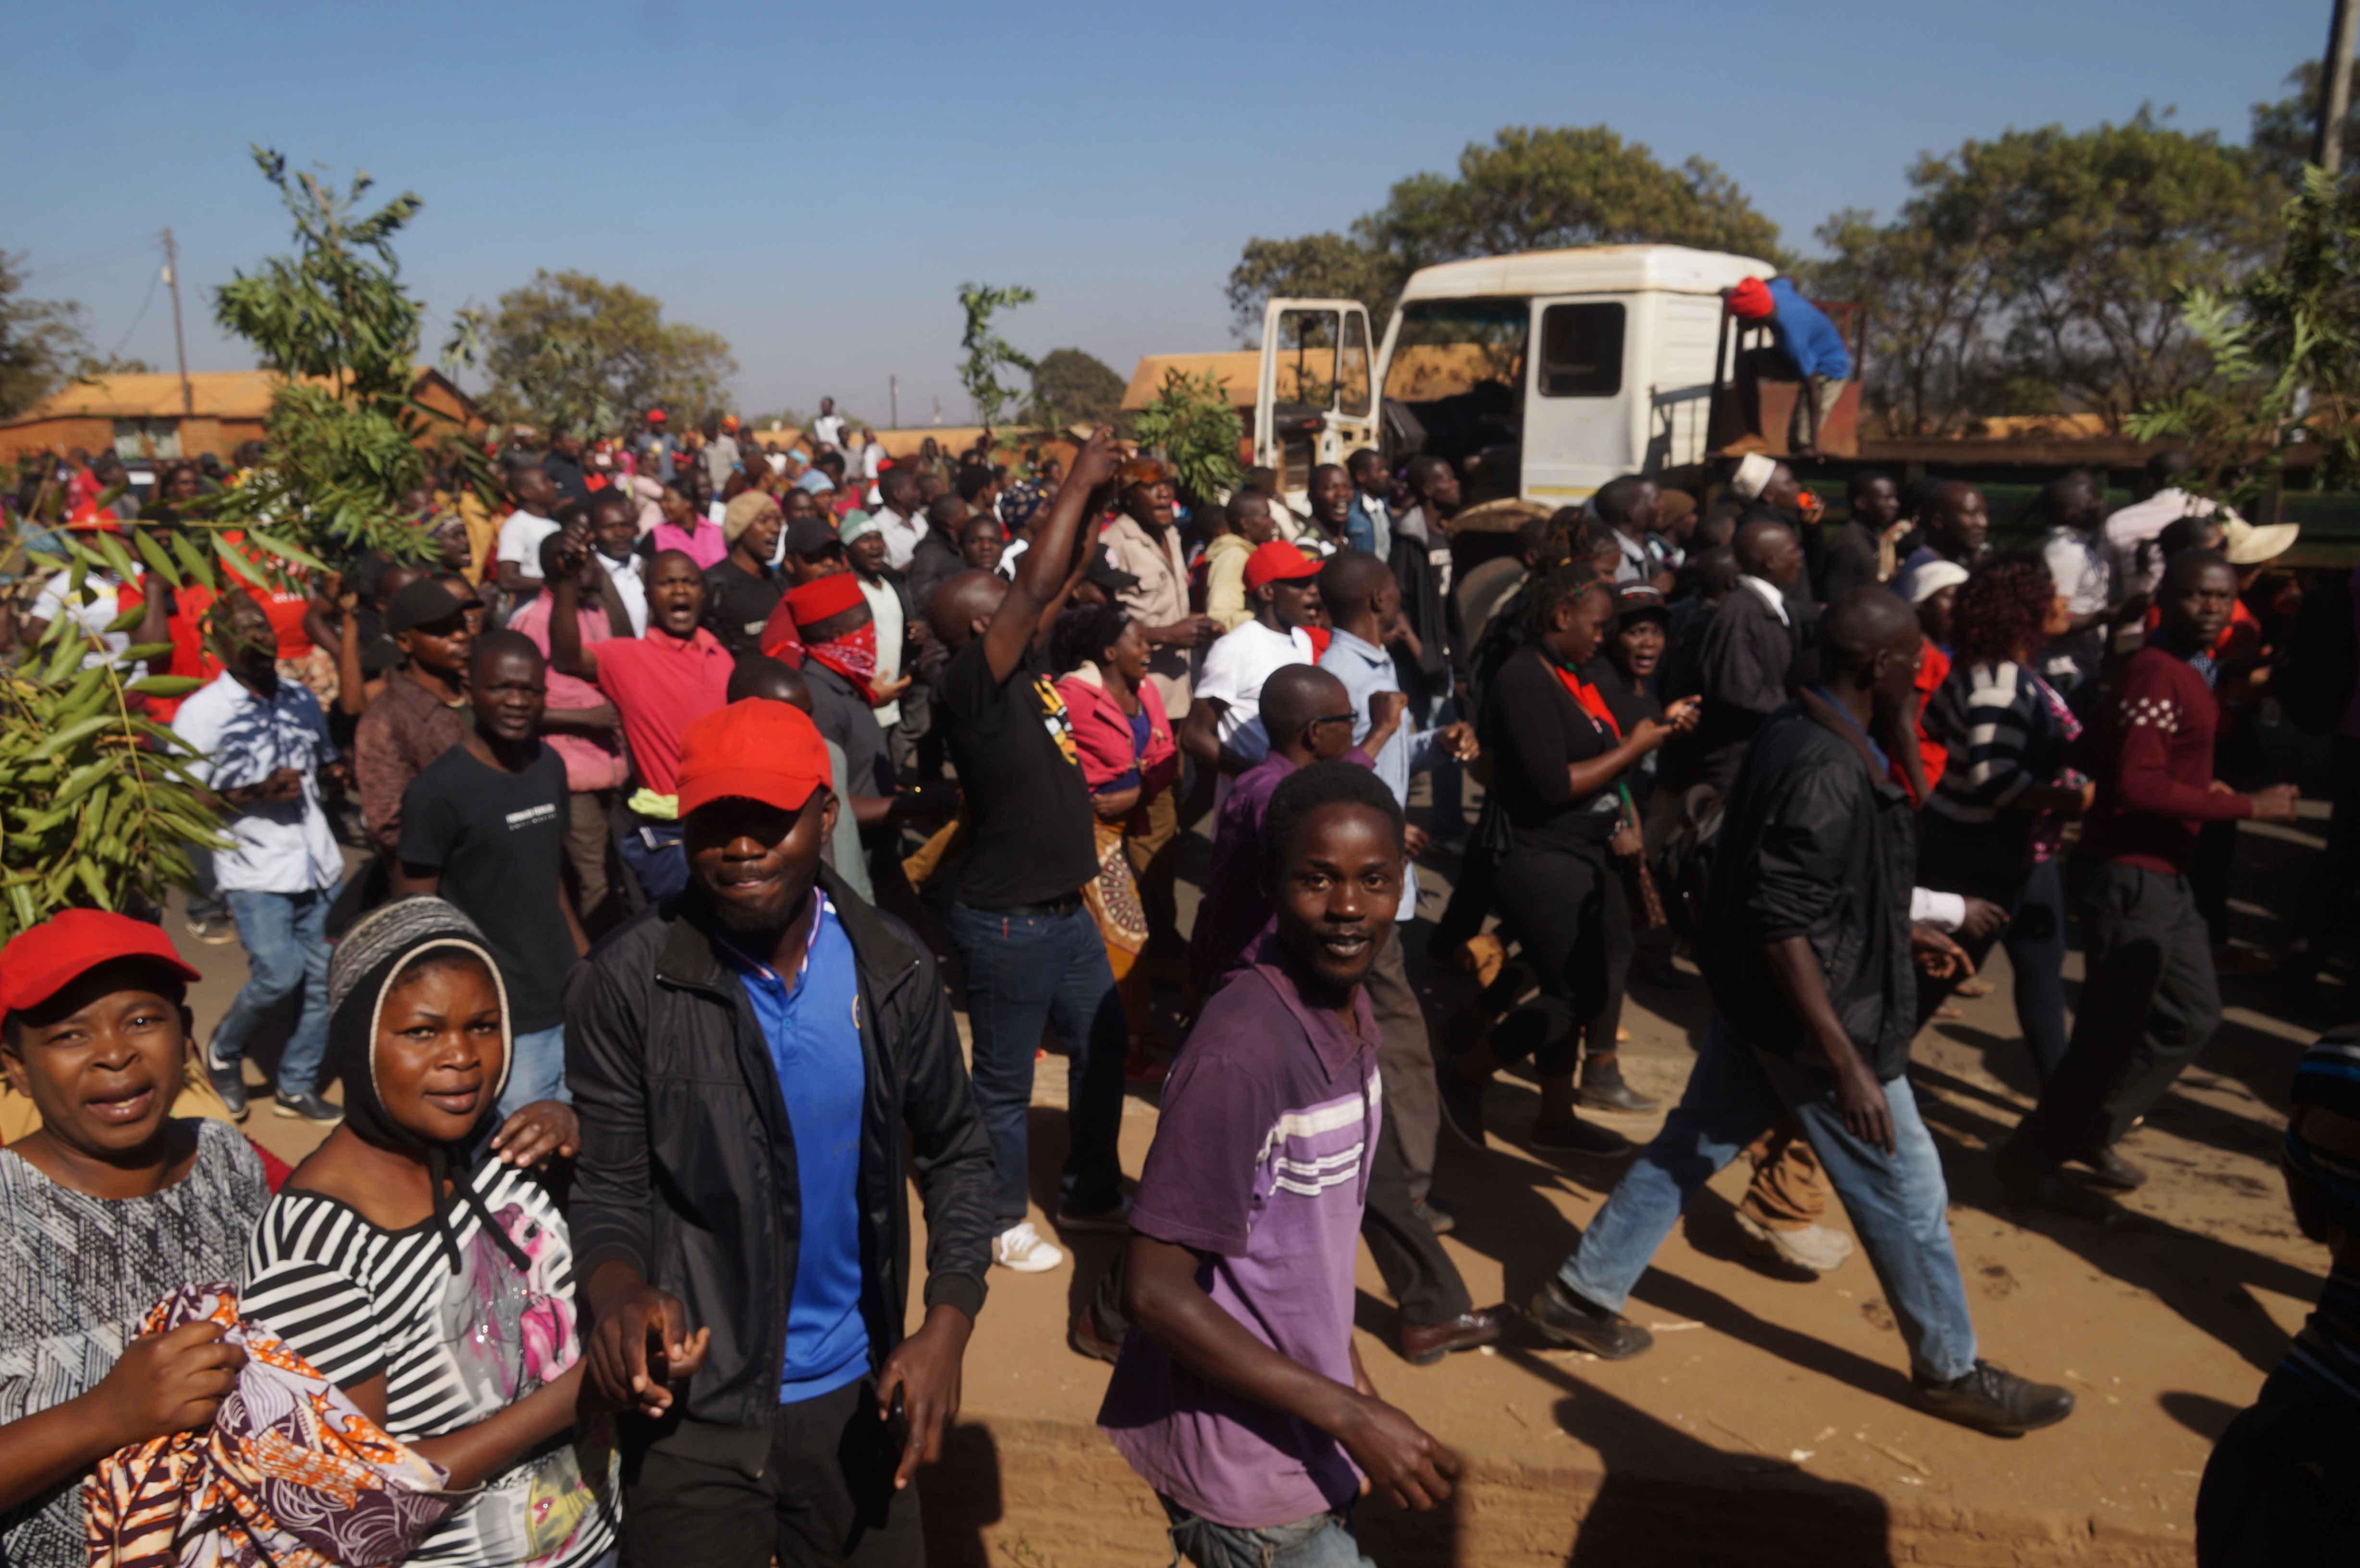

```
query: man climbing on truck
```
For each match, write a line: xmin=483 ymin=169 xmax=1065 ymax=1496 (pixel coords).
xmin=1729 ymin=276 xmax=1852 ymax=458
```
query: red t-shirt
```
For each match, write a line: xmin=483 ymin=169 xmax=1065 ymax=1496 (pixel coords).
xmin=1892 ymin=638 xmax=1951 ymax=803
xmin=594 ymin=628 xmax=735 ymax=796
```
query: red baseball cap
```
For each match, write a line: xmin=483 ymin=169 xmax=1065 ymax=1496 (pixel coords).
xmin=646 ymin=408 xmax=667 ymax=423
xmin=0 ymin=909 xmax=201 ymax=1026
xmin=1244 ymin=539 xmax=1321 ymax=589
xmin=675 ymin=699 xmax=831 ymax=818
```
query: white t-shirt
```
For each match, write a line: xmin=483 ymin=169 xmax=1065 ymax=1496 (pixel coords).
xmin=859 ymin=441 xmax=884 ymax=480
xmin=812 ymin=414 xmax=847 ymax=452
xmin=495 ymin=510 xmax=561 ymax=579
xmin=857 ymin=573 xmax=904 ymax=729
xmin=872 ymin=505 xmax=924 ymax=572
xmin=170 ymin=671 xmax=342 ymax=894
xmin=1194 ymin=621 xmax=1318 ymax=749
xmin=32 ymin=570 xmax=137 ymax=675
xmin=598 ymin=549 xmax=648 ymax=635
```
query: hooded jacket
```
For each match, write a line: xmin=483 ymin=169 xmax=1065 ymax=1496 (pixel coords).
xmin=1697 ymin=689 xmax=1919 ymax=1080
xmin=563 ymin=865 xmax=994 ymax=1454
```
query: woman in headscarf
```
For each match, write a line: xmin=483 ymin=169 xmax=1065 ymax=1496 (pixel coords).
xmin=242 ymin=898 xmax=699 ymax=1568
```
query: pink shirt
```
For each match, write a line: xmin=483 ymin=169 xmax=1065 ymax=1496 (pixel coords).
xmin=508 ymin=595 xmax=631 ymax=793
xmin=595 ymin=627 xmax=735 ymax=797
xmin=651 ymin=518 xmax=726 ymax=571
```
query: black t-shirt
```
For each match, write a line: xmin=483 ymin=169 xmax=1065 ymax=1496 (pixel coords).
xmin=805 ymin=660 xmax=894 ymax=799
xmin=1477 ymin=646 xmax=1623 ymax=854
xmin=396 ymin=742 xmax=575 ymax=1032
xmin=1584 ymin=654 xmax=1666 ymax=810
xmin=934 ymin=638 xmax=1095 ymax=907
xmin=701 ymin=562 xmax=783 ymax=658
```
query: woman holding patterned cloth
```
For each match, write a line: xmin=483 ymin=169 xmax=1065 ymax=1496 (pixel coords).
xmin=1437 ymin=566 xmax=1697 ymax=1160
xmin=1052 ymin=602 xmax=1180 ymax=1085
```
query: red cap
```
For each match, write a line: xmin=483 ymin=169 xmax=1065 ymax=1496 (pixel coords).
xmin=1729 ymin=276 xmax=1775 ymax=321
xmin=1244 ymin=539 xmax=1320 ymax=589
xmin=676 ymin=699 xmax=831 ymax=818
xmin=646 ymin=408 xmax=667 ymax=423
xmin=783 ymin=572 xmax=865 ymax=626
xmin=0 ymin=909 xmax=201 ymax=1025
xmin=723 ymin=415 xmax=740 ymax=431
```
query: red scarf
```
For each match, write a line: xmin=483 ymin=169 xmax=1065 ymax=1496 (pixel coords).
xmin=805 ymin=621 xmax=880 ymax=706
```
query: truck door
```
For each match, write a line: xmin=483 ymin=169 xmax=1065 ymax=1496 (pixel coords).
xmin=1253 ymin=299 xmax=1377 ymax=503
xmin=1520 ymin=295 xmax=1636 ymax=507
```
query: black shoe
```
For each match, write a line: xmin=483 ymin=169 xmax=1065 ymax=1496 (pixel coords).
xmin=272 ymin=1091 xmax=344 ymax=1126
xmin=1995 ymin=1148 xmax=2115 ymax=1221
xmin=1068 ymin=1311 xmax=1123 ymax=1365
xmin=1526 ymin=1277 xmax=1653 ymax=1360
xmin=1436 ymin=1062 xmax=1488 ymax=1150
xmin=1914 ymin=1360 xmax=2075 ymax=1435
xmin=2072 ymin=1145 xmax=2146 ymax=1191
xmin=1577 ymin=1058 xmax=1661 ymax=1114
xmin=1529 ymin=1115 xmax=1633 ymax=1160
xmin=1401 ymin=1306 xmax=1507 ymax=1366
xmin=1414 ymin=1197 xmax=1457 ymax=1235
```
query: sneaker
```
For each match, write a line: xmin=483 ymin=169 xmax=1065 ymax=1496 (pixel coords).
xmin=184 ymin=911 xmax=239 ymax=945
xmin=1733 ymin=1211 xmax=1854 ymax=1274
xmin=1528 ymin=1115 xmax=1633 ymax=1160
xmin=994 ymin=1222 xmax=1065 ymax=1273
xmin=1914 ymin=1360 xmax=2075 ymax=1436
xmin=1056 ymin=1196 xmax=1132 ymax=1235
xmin=1526 ymin=1277 xmax=1653 ymax=1360
xmin=205 ymin=1042 xmax=248 ymax=1121
xmin=272 ymin=1091 xmax=344 ymax=1125
xmin=1436 ymin=1060 xmax=1489 ymax=1150
xmin=1415 ymin=1197 xmax=1457 ymax=1235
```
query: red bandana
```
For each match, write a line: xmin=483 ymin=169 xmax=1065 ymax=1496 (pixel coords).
xmin=806 ymin=622 xmax=879 ymax=707
xmin=1551 ymin=661 xmax=1622 ymax=739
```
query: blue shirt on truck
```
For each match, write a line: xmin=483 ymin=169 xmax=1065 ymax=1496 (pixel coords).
xmin=1766 ymin=277 xmax=1852 ymax=382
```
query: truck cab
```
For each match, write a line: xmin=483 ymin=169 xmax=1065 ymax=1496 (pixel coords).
xmin=1255 ymin=245 xmax=1831 ymax=515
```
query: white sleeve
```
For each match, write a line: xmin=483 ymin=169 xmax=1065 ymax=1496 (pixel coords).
xmin=170 ymin=692 xmax=220 ymax=784
xmin=1193 ymin=632 xmax=1246 ymax=709
xmin=1910 ymin=887 xmax=1966 ymax=931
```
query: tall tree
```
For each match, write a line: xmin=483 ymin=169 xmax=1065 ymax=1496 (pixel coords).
xmin=1226 ymin=124 xmax=1784 ymax=337
xmin=481 ymin=270 xmax=736 ymax=433
xmin=956 ymin=282 xmax=1035 ymax=428
xmin=1027 ymin=347 xmax=1126 ymax=429
xmin=1131 ymin=368 xmax=1242 ymax=504
xmin=0 ymin=253 xmax=95 ymax=419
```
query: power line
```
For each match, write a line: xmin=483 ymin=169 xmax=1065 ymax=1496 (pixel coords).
xmin=23 ymin=235 xmax=157 ymax=283
xmin=106 ymin=266 xmax=162 ymax=362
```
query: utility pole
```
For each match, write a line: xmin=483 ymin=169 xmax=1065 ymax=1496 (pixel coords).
xmin=161 ymin=227 xmax=193 ymax=417
xmin=2318 ymin=0 xmax=2358 ymax=173
xmin=890 ymin=374 xmax=898 ymax=430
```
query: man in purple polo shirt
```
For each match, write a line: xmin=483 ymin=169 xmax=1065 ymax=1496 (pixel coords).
xmin=1101 ymin=762 xmax=1459 ymax=1565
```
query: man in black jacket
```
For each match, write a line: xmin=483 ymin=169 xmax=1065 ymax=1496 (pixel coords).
xmin=568 ymin=696 xmax=995 ymax=1566
xmin=1669 ymin=516 xmax=1805 ymax=794
xmin=1524 ymin=589 xmax=2076 ymax=1439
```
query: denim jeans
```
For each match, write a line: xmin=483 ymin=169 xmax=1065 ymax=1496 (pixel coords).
xmin=1559 ymin=1013 xmax=1979 ymax=1383
xmin=214 ymin=883 xmax=341 ymax=1097
xmin=501 ymin=1024 xmax=570 ymax=1119
xmin=943 ymin=900 xmax=1128 ymax=1228
xmin=1161 ymin=1500 xmax=1373 ymax=1568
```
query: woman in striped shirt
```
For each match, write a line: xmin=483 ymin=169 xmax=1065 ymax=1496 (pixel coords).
xmin=1917 ymin=556 xmax=2090 ymax=1077
xmin=244 ymin=899 xmax=701 ymax=1568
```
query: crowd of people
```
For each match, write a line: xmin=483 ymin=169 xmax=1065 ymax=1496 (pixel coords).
xmin=1 ymin=399 xmax=2356 ymax=1567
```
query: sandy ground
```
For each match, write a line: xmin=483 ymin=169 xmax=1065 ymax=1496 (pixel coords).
xmin=181 ymin=790 xmax=2346 ymax=1564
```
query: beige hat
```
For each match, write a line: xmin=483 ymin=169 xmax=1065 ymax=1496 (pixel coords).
xmin=1731 ymin=452 xmax=1778 ymax=500
xmin=2217 ymin=512 xmax=2299 ymax=566
xmin=721 ymin=490 xmax=780 ymax=544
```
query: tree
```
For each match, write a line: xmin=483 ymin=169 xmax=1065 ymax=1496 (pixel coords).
xmin=1131 ymin=368 xmax=1241 ymax=504
xmin=213 ymin=147 xmax=491 ymax=557
xmin=957 ymin=282 xmax=1035 ymax=428
xmin=1027 ymin=347 xmax=1126 ymax=429
xmin=2253 ymin=59 xmax=2360 ymax=187
xmin=1803 ymin=113 xmax=2282 ymax=436
xmin=1227 ymin=125 xmax=1785 ymax=337
xmin=0 ymin=252 xmax=95 ymax=419
xmin=2130 ymin=166 xmax=2360 ymax=506
xmin=481 ymin=270 xmax=735 ymax=433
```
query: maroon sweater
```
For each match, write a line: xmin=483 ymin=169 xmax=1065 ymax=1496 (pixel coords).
xmin=2078 ymin=642 xmax=2252 ymax=876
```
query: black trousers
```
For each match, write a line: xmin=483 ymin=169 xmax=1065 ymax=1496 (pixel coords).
xmin=2008 ymin=861 xmax=2220 ymax=1167
xmin=1088 ymin=1111 xmax=1472 ymax=1343
xmin=618 ymin=1378 xmax=923 ymax=1568
xmin=1484 ymin=843 xmax=1632 ymax=1076
xmin=2291 ymin=734 xmax=2360 ymax=974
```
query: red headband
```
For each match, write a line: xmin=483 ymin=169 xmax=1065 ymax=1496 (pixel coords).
xmin=783 ymin=573 xmax=866 ymax=625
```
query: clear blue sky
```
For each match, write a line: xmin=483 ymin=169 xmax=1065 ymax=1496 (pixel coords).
xmin=0 ymin=0 xmax=2329 ymax=427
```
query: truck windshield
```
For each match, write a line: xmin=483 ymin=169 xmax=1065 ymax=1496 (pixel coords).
xmin=1382 ymin=298 xmax=1528 ymax=503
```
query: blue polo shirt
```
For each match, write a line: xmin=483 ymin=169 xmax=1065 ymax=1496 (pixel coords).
xmin=720 ymin=892 xmax=873 ymax=1402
